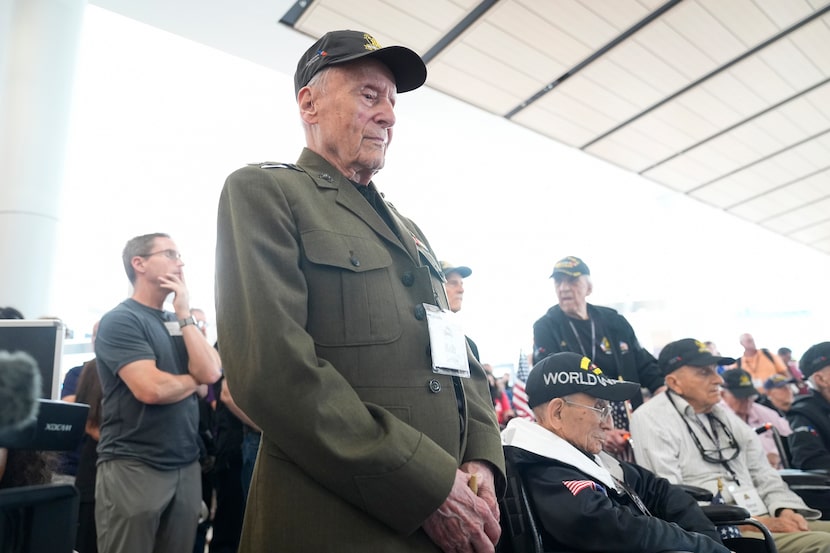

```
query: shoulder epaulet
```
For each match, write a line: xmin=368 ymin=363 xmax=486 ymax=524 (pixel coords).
xmin=250 ymin=162 xmax=302 ymax=171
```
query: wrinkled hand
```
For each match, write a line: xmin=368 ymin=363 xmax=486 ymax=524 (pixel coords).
xmin=423 ymin=469 xmax=500 ymax=553
xmin=461 ymin=461 xmax=500 ymax=521
xmin=755 ymin=509 xmax=809 ymax=533
xmin=159 ymin=271 xmax=190 ymax=315
xmin=603 ymin=428 xmax=630 ymax=455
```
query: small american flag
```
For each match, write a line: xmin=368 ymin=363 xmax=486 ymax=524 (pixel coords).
xmin=512 ymin=350 xmax=535 ymax=420
xmin=712 ymin=478 xmax=741 ymax=540
xmin=563 ymin=480 xmax=605 ymax=496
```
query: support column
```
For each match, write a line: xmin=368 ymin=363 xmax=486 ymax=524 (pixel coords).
xmin=0 ymin=0 xmax=86 ymax=318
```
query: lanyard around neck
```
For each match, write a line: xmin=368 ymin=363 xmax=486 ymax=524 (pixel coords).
xmin=567 ymin=317 xmax=596 ymax=361
xmin=666 ymin=390 xmax=741 ymax=486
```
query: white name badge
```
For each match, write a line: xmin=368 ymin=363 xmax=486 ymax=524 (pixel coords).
xmin=729 ymin=485 xmax=768 ymax=516
xmin=165 ymin=321 xmax=183 ymax=336
xmin=423 ymin=304 xmax=470 ymax=378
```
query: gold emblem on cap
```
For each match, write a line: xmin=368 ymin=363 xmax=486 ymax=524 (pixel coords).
xmin=363 ymin=33 xmax=382 ymax=51
xmin=695 ymin=339 xmax=707 ymax=353
xmin=580 ymin=356 xmax=602 ymax=376
xmin=739 ymin=374 xmax=751 ymax=386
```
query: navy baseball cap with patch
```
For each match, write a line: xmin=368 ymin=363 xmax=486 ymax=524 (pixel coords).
xmin=658 ymin=338 xmax=735 ymax=376
xmin=764 ymin=374 xmax=794 ymax=390
xmin=440 ymin=261 xmax=471 ymax=279
xmin=551 ymin=256 xmax=590 ymax=279
xmin=721 ymin=368 xmax=758 ymax=398
xmin=294 ymin=30 xmax=427 ymax=97
xmin=800 ymin=342 xmax=830 ymax=379
xmin=526 ymin=352 xmax=640 ymax=408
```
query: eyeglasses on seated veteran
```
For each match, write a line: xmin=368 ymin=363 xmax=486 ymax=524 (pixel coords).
xmin=562 ymin=398 xmax=613 ymax=421
xmin=139 ymin=249 xmax=182 ymax=261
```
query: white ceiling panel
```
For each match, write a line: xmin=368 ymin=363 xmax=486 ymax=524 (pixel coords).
xmin=755 ymin=0 xmax=821 ymax=28
xmin=426 ymin=60 xmax=525 ymax=115
xmin=582 ymin=0 xmax=652 ymax=31
xmin=514 ymin=0 xmax=628 ymax=50
xmin=531 ymin=91 xmax=618 ymax=137
xmin=549 ymin=73 xmax=641 ymax=123
xmin=645 ymin=155 xmax=722 ymax=191
xmin=662 ymin=0 xmax=746 ymax=65
xmin=790 ymin=15 xmax=830 ymax=74
xmin=729 ymin=171 xmax=830 ymax=221
xmin=511 ymin=104 xmax=596 ymax=147
xmin=698 ymin=72 xmax=769 ymax=120
xmin=578 ymin=57 xmax=665 ymax=109
xmin=382 ymin=0 xmax=468 ymax=30
xmin=763 ymin=197 xmax=830 ymax=234
xmin=629 ymin=18 xmax=713 ymax=81
xmin=586 ymin=132 xmax=669 ymax=172
xmin=698 ymin=0 xmax=779 ymax=47
xmin=603 ymin=37 xmax=690 ymax=96
xmin=435 ymin=38 xmax=545 ymax=99
xmin=295 ymin=2 xmax=438 ymax=52
xmin=791 ymin=220 xmax=830 ymax=244
xmin=758 ymin=34 xmax=827 ymax=91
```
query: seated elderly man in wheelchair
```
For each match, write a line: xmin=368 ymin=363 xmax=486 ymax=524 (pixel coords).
xmin=632 ymin=338 xmax=830 ymax=553
xmin=501 ymin=352 xmax=730 ymax=553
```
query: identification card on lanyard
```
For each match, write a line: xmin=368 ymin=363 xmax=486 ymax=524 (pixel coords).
xmin=423 ymin=303 xmax=470 ymax=378
xmin=728 ymin=484 xmax=768 ymax=516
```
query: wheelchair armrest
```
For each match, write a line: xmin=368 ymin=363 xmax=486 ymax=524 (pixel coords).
xmin=676 ymin=483 xmax=713 ymax=502
xmin=700 ymin=504 xmax=750 ymax=523
xmin=778 ymin=469 xmax=830 ymax=486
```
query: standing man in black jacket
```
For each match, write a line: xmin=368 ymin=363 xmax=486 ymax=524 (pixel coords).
xmin=532 ymin=256 xmax=663 ymax=455
xmin=502 ymin=352 xmax=729 ymax=553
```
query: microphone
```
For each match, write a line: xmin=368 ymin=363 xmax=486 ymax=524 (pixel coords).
xmin=0 ymin=350 xmax=41 ymax=431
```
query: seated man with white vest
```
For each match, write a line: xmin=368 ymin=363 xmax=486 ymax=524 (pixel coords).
xmin=502 ymin=352 xmax=729 ymax=553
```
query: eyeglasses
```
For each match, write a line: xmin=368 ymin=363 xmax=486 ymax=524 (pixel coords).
xmin=140 ymin=249 xmax=182 ymax=260
xmin=689 ymin=413 xmax=742 ymax=465
xmin=562 ymin=399 xmax=613 ymax=421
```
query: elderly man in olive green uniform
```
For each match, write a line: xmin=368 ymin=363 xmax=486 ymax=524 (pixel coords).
xmin=216 ymin=30 xmax=504 ymax=553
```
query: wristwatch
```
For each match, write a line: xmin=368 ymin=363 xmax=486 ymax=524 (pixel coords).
xmin=178 ymin=316 xmax=197 ymax=329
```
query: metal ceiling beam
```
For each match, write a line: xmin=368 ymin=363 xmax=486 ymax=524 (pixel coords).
xmin=421 ymin=0 xmax=499 ymax=64
xmin=279 ymin=0 xmax=314 ymax=27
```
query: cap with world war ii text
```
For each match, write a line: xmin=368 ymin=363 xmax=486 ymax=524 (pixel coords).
xmin=526 ymin=352 xmax=640 ymax=408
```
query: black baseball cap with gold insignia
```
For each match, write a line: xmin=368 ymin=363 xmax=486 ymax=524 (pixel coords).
xmin=294 ymin=30 xmax=427 ymax=97
xmin=658 ymin=338 xmax=735 ymax=376
xmin=526 ymin=352 xmax=640 ymax=408
xmin=551 ymin=256 xmax=590 ymax=279
xmin=722 ymin=368 xmax=757 ymax=398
